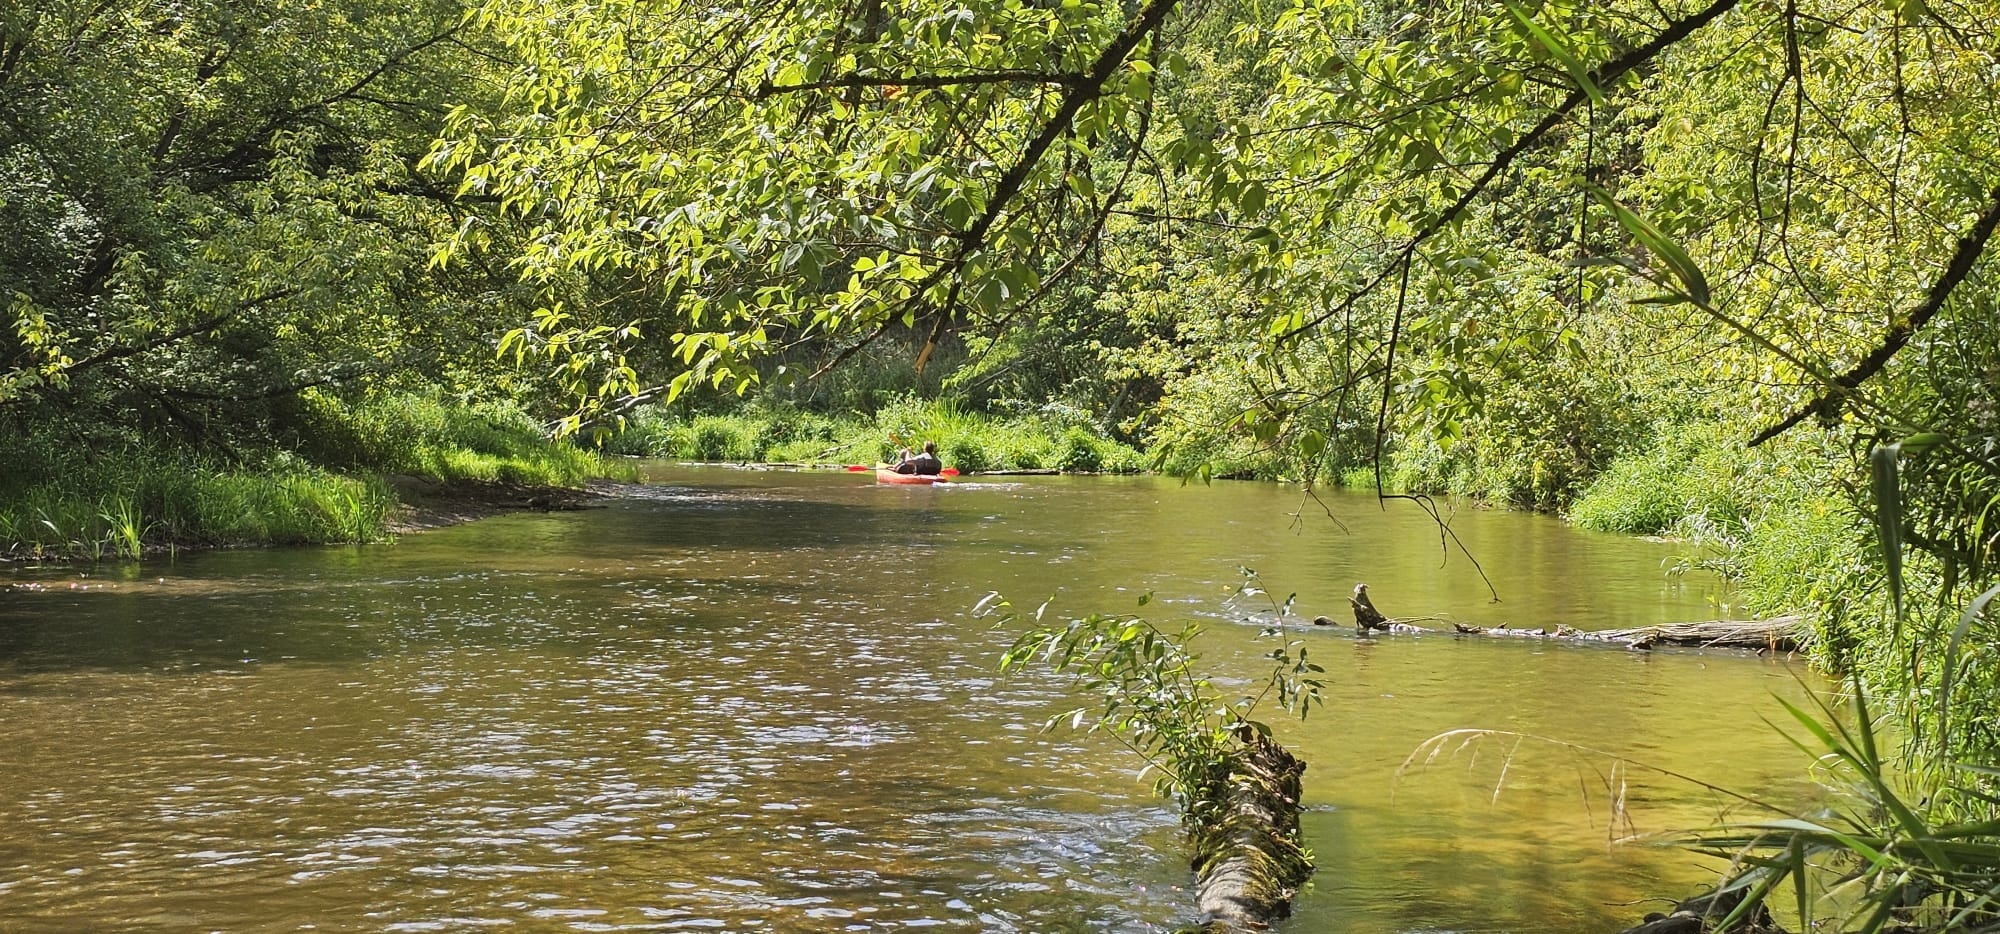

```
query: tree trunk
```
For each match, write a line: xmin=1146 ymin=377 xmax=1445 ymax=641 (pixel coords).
xmin=1183 ymin=730 xmax=1313 ymax=932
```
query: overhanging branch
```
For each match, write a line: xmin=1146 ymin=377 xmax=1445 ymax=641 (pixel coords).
xmin=1749 ymin=184 xmax=2000 ymax=445
xmin=1279 ymin=0 xmax=1745 ymax=341
xmin=755 ymin=69 xmax=1083 ymax=98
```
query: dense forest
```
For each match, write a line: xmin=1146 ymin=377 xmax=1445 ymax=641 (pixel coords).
xmin=5 ymin=0 xmax=1999 ymax=926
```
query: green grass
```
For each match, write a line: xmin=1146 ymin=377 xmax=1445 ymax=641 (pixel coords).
xmin=1 ymin=390 xmax=627 ymax=560
xmin=604 ymin=396 xmax=1146 ymax=474
xmin=0 ymin=461 xmax=394 ymax=558
xmin=296 ymin=390 xmax=614 ymax=487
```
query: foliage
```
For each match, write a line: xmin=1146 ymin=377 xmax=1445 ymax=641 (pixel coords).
xmin=0 ymin=390 xmax=619 ymax=558
xmin=997 ymin=571 xmax=1324 ymax=819
xmin=0 ymin=0 xmax=514 ymax=424
xmin=1679 ymin=668 xmax=2000 ymax=933
xmin=294 ymin=390 xmax=609 ymax=487
xmin=429 ymin=0 xmax=1187 ymax=424
xmin=599 ymin=396 xmax=1145 ymax=473
xmin=0 ymin=452 xmax=391 ymax=558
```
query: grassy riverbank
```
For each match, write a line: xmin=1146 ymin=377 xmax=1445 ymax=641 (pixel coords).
xmin=0 ymin=392 xmax=628 ymax=561
xmin=599 ymin=396 xmax=1148 ymax=475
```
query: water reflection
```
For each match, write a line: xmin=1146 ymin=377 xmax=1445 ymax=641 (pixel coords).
xmin=0 ymin=466 xmax=1819 ymax=931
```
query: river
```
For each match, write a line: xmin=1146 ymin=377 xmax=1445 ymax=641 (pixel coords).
xmin=0 ymin=465 xmax=1823 ymax=932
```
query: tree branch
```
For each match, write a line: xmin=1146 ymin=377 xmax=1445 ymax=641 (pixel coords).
xmin=1279 ymin=0 xmax=1745 ymax=341
xmin=1748 ymin=184 xmax=2000 ymax=445
xmin=754 ymin=69 xmax=1083 ymax=98
xmin=953 ymin=0 xmax=1179 ymax=256
xmin=64 ymin=288 xmax=301 ymax=374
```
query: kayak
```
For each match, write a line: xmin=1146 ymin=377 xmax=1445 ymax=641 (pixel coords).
xmin=876 ymin=467 xmax=949 ymax=485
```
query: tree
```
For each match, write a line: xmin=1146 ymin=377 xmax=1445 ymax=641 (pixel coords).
xmin=0 ymin=0 xmax=510 ymax=452
xmin=429 ymin=0 xmax=1210 ymax=428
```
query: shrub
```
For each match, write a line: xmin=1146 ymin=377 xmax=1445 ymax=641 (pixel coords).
xmin=688 ymin=417 xmax=757 ymax=461
xmin=947 ymin=437 xmax=992 ymax=474
xmin=1057 ymin=427 xmax=1105 ymax=473
xmin=1009 ymin=439 xmax=1050 ymax=470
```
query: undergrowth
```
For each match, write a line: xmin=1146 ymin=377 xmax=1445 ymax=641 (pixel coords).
xmin=599 ymin=396 xmax=1146 ymax=473
xmin=2 ymin=390 xmax=622 ymax=560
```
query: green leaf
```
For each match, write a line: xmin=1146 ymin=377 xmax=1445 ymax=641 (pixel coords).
xmin=1503 ymin=0 xmax=1604 ymax=106
xmin=1587 ymin=185 xmax=1711 ymax=306
xmin=1939 ymin=582 xmax=2000 ymax=760
xmin=1240 ymin=180 xmax=1268 ymax=216
xmin=1870 ymin=442 xmax=1904 ymax=621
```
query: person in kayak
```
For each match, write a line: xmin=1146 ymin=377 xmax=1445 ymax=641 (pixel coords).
xmin=894 ymin=440 xmax=944 ymax=476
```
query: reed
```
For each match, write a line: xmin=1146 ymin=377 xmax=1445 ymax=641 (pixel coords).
xmin=99 ymin=498 xmax=145 ymax=560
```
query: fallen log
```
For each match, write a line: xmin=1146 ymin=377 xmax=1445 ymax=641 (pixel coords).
xmin=1350 ymin=583 xmax=1391 ymax=632
xmin=1312 ymin=584 xmax=1807 ymax=653
xmin=1183 ymin=728 xmax=1314 ymax=933
xmin=1448 ymin=617 xmax=1805 ymax=652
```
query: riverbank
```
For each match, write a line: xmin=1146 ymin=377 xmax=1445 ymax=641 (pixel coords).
xmin=599 ymin=397 xmax=1146 ymax=475
xmin=0 ymin=475 xmax=623 ymax=565
xmin=0 ymin=394 xmax=633 ymax=563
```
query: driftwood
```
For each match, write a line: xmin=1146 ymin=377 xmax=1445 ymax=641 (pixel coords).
xmin=1183 ymin=729 xmax=1313 ymax=933
xmin=1446 ymin=617 xmax=1804 ymax=652
xmin=1349 ymin=583 xmax=1391 ymax=632
xmin=1313 ymin=583 xmax=1806 ymax=653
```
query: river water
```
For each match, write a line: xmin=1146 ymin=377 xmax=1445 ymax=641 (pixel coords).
xmin=0 ymin=465 xmax=1823 ymax=932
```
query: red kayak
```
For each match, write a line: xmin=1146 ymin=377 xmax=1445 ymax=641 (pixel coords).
xmin=875 ymin=467 xmax=950 ymax=485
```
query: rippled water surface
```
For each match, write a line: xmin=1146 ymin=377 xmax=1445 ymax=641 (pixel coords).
xmin=0 ymin=466 xmax=1822 ymax=932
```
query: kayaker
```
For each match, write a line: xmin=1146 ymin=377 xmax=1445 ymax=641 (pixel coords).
xmin=894 ymin=440 xmax=944 ymax=476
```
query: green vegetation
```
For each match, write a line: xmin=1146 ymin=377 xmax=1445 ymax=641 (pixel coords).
xmin=0 ymin=452 xmax=389 ymax=559
xmin=1680 ymin=676 xmax=2000 ymax=933
xmin=0 ymin=392 xmax=622 ymax=558
xmin=7 ymin=0 xmax=2000 ymax=924
xmin=598 ymin=397 xmax=1146 ymax=474
xmin=999 ymin=578 xmax=1322 ymax=927
xmin=1000 ymin=599 xmax=1322 ymax=809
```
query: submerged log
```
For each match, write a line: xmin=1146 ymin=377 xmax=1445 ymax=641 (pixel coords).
xmin=1449 ymin=617 xmax=1804 ymax=652
xmin=1313 ymin=584 xmax=1806 ymax=653
xmin=1182 ymin=729 xmax=1314 ymax=933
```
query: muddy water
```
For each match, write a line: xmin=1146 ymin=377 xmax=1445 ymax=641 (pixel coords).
xmin=0 ymin=466 xmax=1822 ymax=932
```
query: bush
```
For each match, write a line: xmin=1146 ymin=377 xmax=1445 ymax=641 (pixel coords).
xmin=1567 ymin=421 xmax=1758 ymax=535
xmin=1057 ymin=427 xmax=1105 ymax=473
xmin=1098 ymin=441 xmax=1148 ymax=474
xmin=947 ymin=436 xmax=992 ymax=474
xmin=687 ymin=416 xmax=757 ymax=461
xmin=743 ymin=405 xmax=830 ymax=459
xmin=1009 ymin=439 xmax=1050 ymax=470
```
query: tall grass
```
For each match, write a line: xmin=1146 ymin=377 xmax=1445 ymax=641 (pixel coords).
xmin=296 ymin=390 xmax=613 ymax=486
xmin=1671 ymin=665 xmax=2000 ymax=934
xmin=602 ymin=396 xmax=1146 ymax=473
xmin=0 ymin=461 xmax=392 ymax=558
xmin=2 ymin=390 xmax=624 ymax=560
